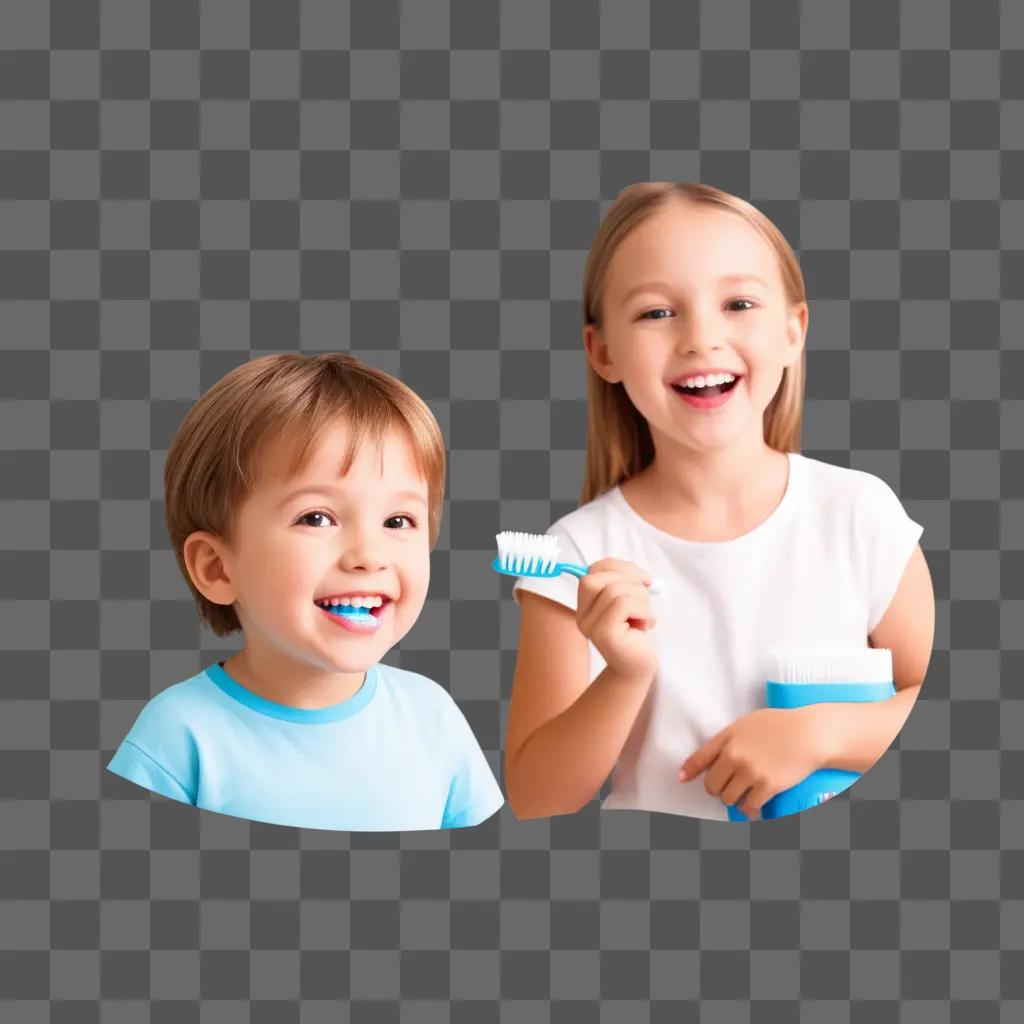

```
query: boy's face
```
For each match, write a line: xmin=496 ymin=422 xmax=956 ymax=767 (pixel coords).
xmin=222 ymin=418 xmax=432 ymax=677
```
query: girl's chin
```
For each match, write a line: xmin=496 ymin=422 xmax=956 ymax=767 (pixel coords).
xmin=661 ymin=409 xmax=752 ymax=441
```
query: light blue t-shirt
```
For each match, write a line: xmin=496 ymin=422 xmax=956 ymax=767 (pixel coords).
xmin=106 ymin=660 xmax=504 ymax=832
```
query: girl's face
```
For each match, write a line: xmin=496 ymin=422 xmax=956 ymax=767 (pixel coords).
xmin=584 ymin=201 xmax=808 ymax=457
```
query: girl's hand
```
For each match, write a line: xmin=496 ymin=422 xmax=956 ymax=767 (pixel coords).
xmin=575 ymin=557 xmax=658 ymax=683
xmin=678 ymin=707 xmax=826 ymax=820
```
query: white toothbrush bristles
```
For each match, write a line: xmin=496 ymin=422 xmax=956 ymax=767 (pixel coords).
xmin=770 ymin=647 xmax=893 ymax=684
xmin=495 ymin=530 xmax=562 ymax=576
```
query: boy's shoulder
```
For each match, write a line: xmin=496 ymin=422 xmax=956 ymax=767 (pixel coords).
xmin=131 ymin=669 xmax=217 ymax=721
xmin=116 ymin=670 xmax=222 ymax=751
xmin=373 ymin=662 xmax=476 ymax=733
xmin=375 ymin=662 xmax=460 ymax=710
xmin=106 ymin=670 xmax=217 ymax=802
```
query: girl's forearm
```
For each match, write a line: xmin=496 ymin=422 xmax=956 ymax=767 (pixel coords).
xmin=507 ymin=666 xmax=654 ymax=819
xmin=812 ymin=685 xmax=923 ymax=775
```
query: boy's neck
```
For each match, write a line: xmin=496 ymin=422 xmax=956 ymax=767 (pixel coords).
xmin=220 ymin=651 xmax=368 ymax=710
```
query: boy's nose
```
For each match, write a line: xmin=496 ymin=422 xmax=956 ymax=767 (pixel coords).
xmin=337 ymin=535 xmax=389 ymax=573
xmin=338 ymin=552 xmax=388 ymax=574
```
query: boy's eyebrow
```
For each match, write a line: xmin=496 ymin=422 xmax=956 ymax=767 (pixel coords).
xmin=623 ymin=274 xmax=770 ymax=302
xmin=277 ymin=485 xmax=428 ymax=510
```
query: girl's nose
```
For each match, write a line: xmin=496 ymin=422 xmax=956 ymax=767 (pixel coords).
xmin=676 ymin=317 xmax=724 ymax=355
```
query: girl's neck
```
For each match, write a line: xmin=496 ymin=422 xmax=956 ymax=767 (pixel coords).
xmin=626 ymin=431 xmax=787 ymax=517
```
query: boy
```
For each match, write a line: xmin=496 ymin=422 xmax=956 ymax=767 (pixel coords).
xmin=106 ymin=352 xmax=504 ymax=831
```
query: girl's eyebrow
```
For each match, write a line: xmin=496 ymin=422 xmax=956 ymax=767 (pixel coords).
xmin=623 ymin=273 xmax=770 ymax=302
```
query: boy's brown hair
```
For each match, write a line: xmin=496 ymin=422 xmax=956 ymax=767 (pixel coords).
xmin=164 ymin=353 xmax=447 ymax=637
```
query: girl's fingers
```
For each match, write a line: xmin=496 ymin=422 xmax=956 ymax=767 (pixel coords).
xmin=740 ymin=783 xmax=769 ymax=819
xmin=578 ymin=581 xmax=652 ymax=638
xmin=720 ymin=774 xmax=753 ymax=808
xmin=576 ymin=571 xmax=633 ymax=627
xmin=587 ymin=558 xmax=653 ymax=586
xmin=589 ymin=594 xmax=656 ymax=646
xmin=703 ymin=756 xmax=737 ymax=800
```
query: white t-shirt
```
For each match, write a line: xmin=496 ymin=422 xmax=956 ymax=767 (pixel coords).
xmin=512 ymin=452 xmax=924 ymax=822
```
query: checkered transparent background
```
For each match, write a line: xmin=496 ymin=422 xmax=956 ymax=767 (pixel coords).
xmin=1 ymin=0 xmax=1022 ymax=1019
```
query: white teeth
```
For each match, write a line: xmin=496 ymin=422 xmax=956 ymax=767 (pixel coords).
xmin=316 ymin=595 xmax=385 ymax=608
xmin=679 ymin=372 xmax=736 ymax=389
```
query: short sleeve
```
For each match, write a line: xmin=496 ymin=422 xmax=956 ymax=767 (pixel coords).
xmin=511 ymin=520 xmax=587 ymax=613
xmin=105 ymin=692 xmax=199 ymax=806
xmin=107 ymin=740 xmax=194 ymax=805
xmin=857 ymin=472 xmax=925 ymax=635
xmin=440 ymin=700 xmax=504 ymax=829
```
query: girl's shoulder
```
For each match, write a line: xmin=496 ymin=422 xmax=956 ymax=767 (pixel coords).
xmin=552 ymin=456 xmax=906 ymax=520
xmin=537 ymin=486 xmax=628 ymax=564
xmin=792 ymin=453 xmax=912 ymax=523
xmin=547 ymin=485 xmax=624 ymax=535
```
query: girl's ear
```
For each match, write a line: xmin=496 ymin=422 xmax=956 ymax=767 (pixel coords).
xmin=782 ymin=302 xmax=809 ymax=367
xmin=582 ymin=323 xmax=623 ymax=384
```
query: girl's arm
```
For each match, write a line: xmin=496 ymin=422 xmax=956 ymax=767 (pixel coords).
xmin=504 ymin=591 xmax=654 ymax=818
xmin=811 ymin=544 xmax=936 ymax=774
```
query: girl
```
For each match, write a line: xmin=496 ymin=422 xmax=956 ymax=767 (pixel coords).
xmin=505 ymin=182 xmax=935 ymax=822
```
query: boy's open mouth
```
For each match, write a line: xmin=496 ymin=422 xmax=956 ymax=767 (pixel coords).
xmin=314 ymin=594 xmax=393 ymax=620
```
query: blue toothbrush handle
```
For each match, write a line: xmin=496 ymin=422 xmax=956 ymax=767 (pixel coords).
xmin=492 ymin=556 xmax=663 ymax=595
xmin=557 ymin=562 xmax=588 ymax=578
xmin=490 ymin=555 xmax=587 ymax=579
xmin=564 ymin=563 xmax=663 ymax=596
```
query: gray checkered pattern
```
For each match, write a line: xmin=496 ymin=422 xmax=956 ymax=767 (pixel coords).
xmin=0 ymin=0 xmax=1019 ymax=1019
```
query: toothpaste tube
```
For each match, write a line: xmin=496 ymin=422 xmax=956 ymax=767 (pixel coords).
xmin=727 ymin=647 xmax=896 ymax=823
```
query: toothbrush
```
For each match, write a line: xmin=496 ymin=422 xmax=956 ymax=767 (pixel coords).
xmin=493 ymin=531 xmax=663 ymax=596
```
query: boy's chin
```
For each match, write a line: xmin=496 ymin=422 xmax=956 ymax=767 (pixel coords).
xmin=314 ymin=595 xmax=423 ymax=642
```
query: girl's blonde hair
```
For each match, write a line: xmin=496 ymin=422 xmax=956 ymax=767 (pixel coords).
xmin=164 ymin=352 xmax=447 ymax=637
xmin=580 ymin=181 xmax=807 ymax=504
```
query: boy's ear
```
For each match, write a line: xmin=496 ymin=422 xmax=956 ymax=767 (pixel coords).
xmin=781 ymin=301 xmax=809 ymax=368
xmin=183 ymin=531 xmax=237 ymax=606
xmin=582 ymin=323 xmax=623 ymax=384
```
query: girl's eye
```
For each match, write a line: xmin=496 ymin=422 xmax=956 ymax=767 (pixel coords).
xmin=640 ymin=300 xmax=756 ymax=319
xmin=385 ymin=514 xmax=417 ymax=530
xmin=296 ymin=510 xmax=335 ymax=528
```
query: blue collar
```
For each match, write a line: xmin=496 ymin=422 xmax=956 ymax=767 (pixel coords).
xmin=206 ymin=661 xmax=378 ymax=724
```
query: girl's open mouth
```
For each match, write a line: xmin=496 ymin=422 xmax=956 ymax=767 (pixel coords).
xmin=671 ymin=375 xmax=741 ymax=409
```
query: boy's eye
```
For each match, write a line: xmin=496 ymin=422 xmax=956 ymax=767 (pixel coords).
xmin=640 ymin=308 xmax=673 ymax=320
xmin=296 ymin=510 xmax=334 ymax=528
xmin=295 ymin=511 xmax=419 ymax=530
